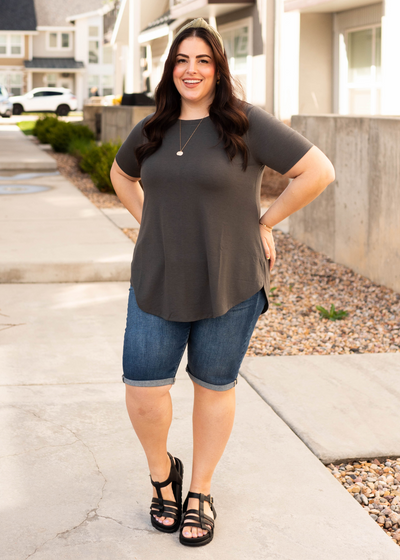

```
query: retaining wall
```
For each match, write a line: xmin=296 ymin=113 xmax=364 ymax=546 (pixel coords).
xmin=101 ymin=106 xmax=154 ymax=143
xmin=290 ymin=115 xmax=400 ymax=293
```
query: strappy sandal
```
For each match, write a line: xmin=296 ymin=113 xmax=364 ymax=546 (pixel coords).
xmin=150 ymin=452 xmax=184 ymax=533
xmin=179 ymin=491 xmax=217 ymax=547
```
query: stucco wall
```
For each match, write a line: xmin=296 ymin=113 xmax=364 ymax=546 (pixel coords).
xmin=32 ymin=31 xmax=74 ymax=59
xmin=299 ymin=13 xmax=333 ymax=114
xmin=290 ymin=115 xmax=400 ymax=293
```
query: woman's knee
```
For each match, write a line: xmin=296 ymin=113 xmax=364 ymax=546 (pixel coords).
xmin=125 ymin=384 xmax=172 ymax=409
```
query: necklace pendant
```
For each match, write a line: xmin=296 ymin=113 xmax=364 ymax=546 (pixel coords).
xmin=176 ymin=150 xmax=183 ymax=156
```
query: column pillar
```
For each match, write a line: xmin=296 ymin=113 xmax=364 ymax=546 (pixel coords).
xmin=381 ymin=0 xmax=400 ymax=115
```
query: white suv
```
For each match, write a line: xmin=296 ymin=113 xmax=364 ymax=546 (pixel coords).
xmin=11 ymin=87 xmax=78 ymax=116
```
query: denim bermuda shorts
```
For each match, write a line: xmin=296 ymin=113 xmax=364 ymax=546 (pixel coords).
xmin=122 ymin=286 xmax=267 ymax=391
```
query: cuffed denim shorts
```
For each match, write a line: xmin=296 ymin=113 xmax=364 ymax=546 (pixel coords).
xmin=122 ymin=286 xmax=267 ymax=391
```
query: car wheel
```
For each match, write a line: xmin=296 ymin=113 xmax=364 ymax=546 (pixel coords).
xmin=13 ymin=104 xmax=23 ymax=115
xmin=56 ymin=104 xmax=70 ymax=117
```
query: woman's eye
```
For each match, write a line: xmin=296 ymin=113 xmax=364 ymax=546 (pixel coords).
xmin=176 ymin=59 xmax=186 ymax=64
xmin=199 ymin=59 xmax=209 ymax=64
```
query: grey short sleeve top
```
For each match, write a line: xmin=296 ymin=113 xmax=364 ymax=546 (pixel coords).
xmin=116 ymin=104 xmax=313 ymax=321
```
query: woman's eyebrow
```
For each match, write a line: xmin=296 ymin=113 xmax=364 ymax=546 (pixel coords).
xmin=176 ymin=53 xmax=212 ymax=59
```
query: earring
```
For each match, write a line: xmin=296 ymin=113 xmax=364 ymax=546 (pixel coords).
xmin=217 ymin=76 xmax=220 ymax=85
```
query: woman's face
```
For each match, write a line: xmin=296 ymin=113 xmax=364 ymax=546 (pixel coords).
xmin=173 ymin=37 xmax=217 ymax=108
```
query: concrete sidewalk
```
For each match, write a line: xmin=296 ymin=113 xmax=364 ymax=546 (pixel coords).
xmin=0 ymin=168 xmax=133 ymax=283
xmin=0 ymin=125 xmax=57 ymax=170
xmin=1 ymin=282 xmax=400 ymax=560
xmin=241 ymin=353 xmax=400 ymax=464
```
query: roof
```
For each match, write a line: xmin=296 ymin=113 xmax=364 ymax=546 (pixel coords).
xmin=0 ymin=0 xmax=37 ymax=31
xmin=141 ymin=10 xmax=175 ymax=33
xmin=34 ymin=0 xmax=111 ymax=27
xmin=24 ymin=58 xmax=85 ymax=69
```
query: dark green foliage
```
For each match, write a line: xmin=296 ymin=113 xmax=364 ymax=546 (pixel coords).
xmin=47 ymin=121 xmax=73 ymax=152
xmin=316 ymin=304 xmax=348 ymax=321
xmin=34 ymin=116 xmax=59 ymax=144
xmin=34 ymin=118 xmax=95 ymax=152
xmin=80 ymin=141 xmax=121 ymax=193
xmin=67 ymin=137 xmax=96 ymax=160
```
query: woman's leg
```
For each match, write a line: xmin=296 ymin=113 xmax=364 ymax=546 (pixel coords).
xmin=182 ymin=382 xmax=236 ymax=539
xmin=125 ymin=384 xmax=176 ymax=526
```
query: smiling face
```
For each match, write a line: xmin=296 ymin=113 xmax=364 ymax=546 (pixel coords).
xmin=173 ymin=36 xmax=218 ymax=111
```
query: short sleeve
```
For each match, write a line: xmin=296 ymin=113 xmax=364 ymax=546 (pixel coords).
xmin=246 ymin=105 xmax=313 ymax=175
xmin=115 ymin=114 xmax=154 ymax=178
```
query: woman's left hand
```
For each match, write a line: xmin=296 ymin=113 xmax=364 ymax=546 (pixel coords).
xmin=259 ymin=225 xmax=276 ymax=271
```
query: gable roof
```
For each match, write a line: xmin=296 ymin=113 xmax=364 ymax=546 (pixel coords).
xmin=34 ymin=0 xmax=111 ymax=27
xmin=0 ymin=0 xmax=37 ymax=31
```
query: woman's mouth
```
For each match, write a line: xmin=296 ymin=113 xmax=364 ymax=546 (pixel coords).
xmin=183 ymin=79 xmax=202 ymax=87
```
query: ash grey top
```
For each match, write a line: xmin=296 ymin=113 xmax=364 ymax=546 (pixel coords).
xmin=116 ymin=104 xmax=313 ymax=322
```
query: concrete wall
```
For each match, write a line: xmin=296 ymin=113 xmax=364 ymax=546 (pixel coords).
xmin=290 ymin=115 xmax=400 ymax=293
xmin=101 ymin=105 xmax=154 ymax=143
xmin=299 ymin=13 xmax=333 ymax=114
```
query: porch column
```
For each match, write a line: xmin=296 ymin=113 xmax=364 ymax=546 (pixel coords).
xmin=26 ymin=71 xmax=33 ymax=92
xmin=126 ymin=0 xmax=141 ymax=93
xmin=75 ymin=72 xmax=84 ymax=111
xmin=381 ymin=0 xmax=400 ymax=115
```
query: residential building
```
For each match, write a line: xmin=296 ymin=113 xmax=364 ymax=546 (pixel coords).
xmin=111 ymin=0 xmax=400 ymax=120
xmin=0 ymin=0 xmax=37 ymax=95
xmin=0 ymin=0 xmax=119 ymax=109
xmin=283 ymin=0 xmax=400 ymax=117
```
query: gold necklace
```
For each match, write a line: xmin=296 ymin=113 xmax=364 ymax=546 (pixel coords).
xmin=177 ymin=118 xmax=206 ymax=156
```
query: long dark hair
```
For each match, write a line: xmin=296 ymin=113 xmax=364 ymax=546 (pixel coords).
xmin=135 ymin=26 xmax=249 ymax=170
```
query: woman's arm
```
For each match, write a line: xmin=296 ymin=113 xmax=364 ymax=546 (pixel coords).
xmin=259 ymin=145 xmax=335 ymax=270
xmin=110 ymin=160 xmax=144 ymax=225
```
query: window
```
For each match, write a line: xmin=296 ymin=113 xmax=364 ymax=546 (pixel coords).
xmin=0 ymin=35 xmax=7 ymax=55
xmin=0 ymin=34 xmax=24 ymax=57
xmin=102 ymin=75 xmax=113 ymax=96
xmin=89 ymin=41 xmax=99 ymax=63
xmin=48 ymin=32 xmax=71 ymax=50
xmin=49 ymin=33 xmax=58 ymax=48
xmin=103 ymin=45 xmax=113 ymax=64
xmin=219 ymin=20 xmax=252 ymax=99
xmin=61 ymin=33 xmax=70 ymax=48
xmin=88 ymin=75 xmax=99 ymax=97
xmin=47 ymin=73 xmax=57 ymax=87
xmin=346 ymin=26 xmax=381 ymax=115
xmin=9 ymin=73 xmax=23 ymax=95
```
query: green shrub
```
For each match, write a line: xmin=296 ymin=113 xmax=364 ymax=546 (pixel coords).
xmin=80 ymin=141 xmax=121 ymax=193
xmin=67 ymin=137 xmax=96 ymax=161
xmin=34 ymin=116 xmax=59 ymax=144
xmin=316 ymin=304 xmax=348 ymax=321
xmin=47 ymin=121 xmax=74 ymax=152
xmin=70 ymin=123 xmax=95 ymax=141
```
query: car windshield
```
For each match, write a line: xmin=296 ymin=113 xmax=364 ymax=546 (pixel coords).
xmin=0 ymin=86 xmax=8 ymax=97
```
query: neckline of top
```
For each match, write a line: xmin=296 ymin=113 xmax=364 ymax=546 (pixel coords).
xmin=178 ymin=116 xmax=210 ymax=123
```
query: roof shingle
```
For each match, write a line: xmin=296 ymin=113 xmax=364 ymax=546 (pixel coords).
xmin=0 ymin=0 xmax=37 ymax=31
xmin=24 ymin=57 xmax=84 ymax=69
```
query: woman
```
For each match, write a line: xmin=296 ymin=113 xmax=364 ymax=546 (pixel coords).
xmin=110 ymin=18 xmax=335 ymax=547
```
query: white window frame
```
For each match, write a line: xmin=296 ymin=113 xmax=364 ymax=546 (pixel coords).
xmin=343 ymin=23 xmax=382 ymax=116
xmin=218 ymin=17 xmax=253 ymax=102
xmin=46 ymin=31 xmax=71 ymax=51
xmin=0 ymin=33 xmax=24 ymax=57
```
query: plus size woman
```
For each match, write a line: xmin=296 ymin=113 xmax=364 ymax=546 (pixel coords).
xmin=110 ymin=18 xmax=335 ymax=547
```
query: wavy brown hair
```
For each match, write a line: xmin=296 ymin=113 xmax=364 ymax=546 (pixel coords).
xmin=135 ymin=25 xmax=250 ymax=170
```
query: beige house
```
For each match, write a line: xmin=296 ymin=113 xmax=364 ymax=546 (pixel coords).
xmin=282 ymin=0 xmax=400 ymax=118
xmin=111 ymin=0 xmax=400 ymax=119
xmin=0 ymin=0 xmax=119 ymax=110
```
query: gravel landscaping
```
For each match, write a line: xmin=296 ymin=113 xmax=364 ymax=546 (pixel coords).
xmin=51 ymin=151 xmax=400 ymax=358
xmin=327 ymin=458 xmax=400 ymax=546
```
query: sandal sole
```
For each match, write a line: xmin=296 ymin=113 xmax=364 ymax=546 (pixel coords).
xmin=150 ymin=456 xmax=184 ymax=534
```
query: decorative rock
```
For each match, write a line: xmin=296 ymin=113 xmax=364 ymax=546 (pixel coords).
xmin=370 ymin=514 xmax=378 ymax=521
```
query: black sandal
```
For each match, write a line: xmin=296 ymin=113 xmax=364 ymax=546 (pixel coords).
xmin=179 ymin=491 xmax=217 ymax=547
xmin=150 ymin=452 xmax=184 ymax=533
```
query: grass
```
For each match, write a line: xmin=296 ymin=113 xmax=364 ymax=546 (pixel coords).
xmin=17 ymin=121 xmax=36 ymax=135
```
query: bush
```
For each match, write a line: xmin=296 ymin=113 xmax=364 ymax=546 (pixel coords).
xmin=67 ymin=137 xmax=96 ymax=161
xmin=80 ymin=141 xmax=121 ymax=193
xmin=34 ymin=116 xmax=59 ymax=144
xmin=47 ymin=121 xmax=95 ymax=153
